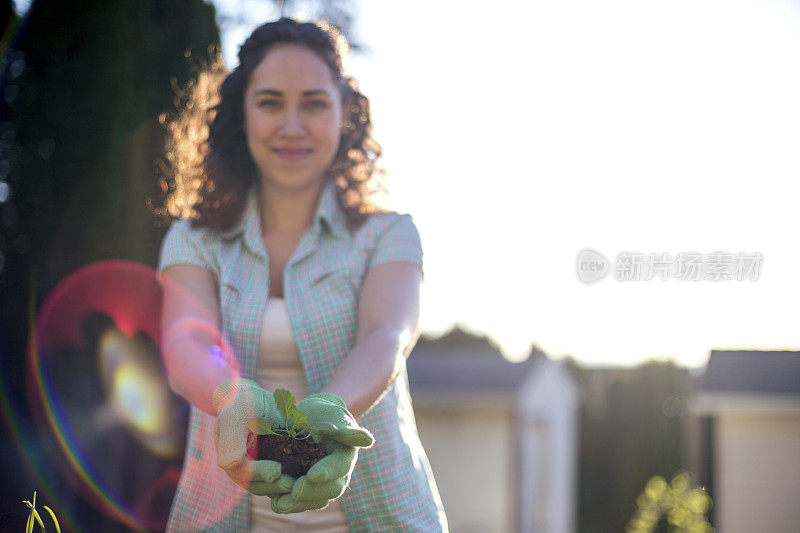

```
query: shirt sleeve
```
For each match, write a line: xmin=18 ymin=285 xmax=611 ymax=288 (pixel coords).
xmin=158 ymin=219 xmax=218 ymax=275
xmin=367 ymin=213 xmax=424 ymax=277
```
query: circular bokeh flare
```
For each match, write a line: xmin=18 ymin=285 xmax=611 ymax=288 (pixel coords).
xmin=29 ymin=260 xmax=238 ymax=530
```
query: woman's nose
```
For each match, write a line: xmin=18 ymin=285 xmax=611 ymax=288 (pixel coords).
xmin=280 ymin=109 xmax=306 ymax=136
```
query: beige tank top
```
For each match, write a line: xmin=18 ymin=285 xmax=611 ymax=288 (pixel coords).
xmin=249 ymin=298 xmax=350 ymax=533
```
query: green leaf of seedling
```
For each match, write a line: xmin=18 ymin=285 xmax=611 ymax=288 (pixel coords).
xmin=26 ymin=510 xmax=33 ymax=533
xmin=290 ymin=410 xmax=307 ymax=432
xmin=43 ymin=506 xmax=61 ymax=533
xmin=248 ymin=418 xmax=276 ymax=436
xmin=289 ymin=411 xmax=309 ymax=440
xmin=274 ymin=389 xmax=296 ymax=424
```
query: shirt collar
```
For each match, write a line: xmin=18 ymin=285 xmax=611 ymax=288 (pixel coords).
xmin=219 ymin=179 xmax=350 ymax=257
xmin=314 ymin=178 xmax=350 ymax=241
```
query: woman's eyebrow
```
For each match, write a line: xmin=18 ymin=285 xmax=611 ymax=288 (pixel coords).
xmin=253 ymin=89 xmax=282 ymax=97
xmin=302 ymin=89 xmax=332 ymax=97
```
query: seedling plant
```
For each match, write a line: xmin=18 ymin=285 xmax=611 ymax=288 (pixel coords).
xmin=246 ymin=389 xmax=328 ymax=478
xmin=248 ymin=389 xmax=312 ymax=440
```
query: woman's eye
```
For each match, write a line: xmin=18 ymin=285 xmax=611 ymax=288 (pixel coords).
xmin=304 ymin=100 xmax=328 ymax=111
xmin=258 ymin=100 xmax=281 ymax=109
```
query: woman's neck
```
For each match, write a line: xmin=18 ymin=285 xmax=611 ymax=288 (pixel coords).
xmin=258 ymin=181 xmax=325 ymax=237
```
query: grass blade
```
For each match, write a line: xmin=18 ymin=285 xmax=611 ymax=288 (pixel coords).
xmin=33 ymin=508 xmax=45 ymax=531
xmin=43 ymin=506 xmax=61 ymax=533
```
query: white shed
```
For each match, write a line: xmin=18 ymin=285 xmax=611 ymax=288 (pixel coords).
xmin=406 ymin=327 xmax=579 ymax=533
xmin=688 ymin=350 xmax=800 ymax=533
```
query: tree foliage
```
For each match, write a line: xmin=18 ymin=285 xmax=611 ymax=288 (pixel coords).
xmin=575 ymin=360 xmax=690 ymax=533
xmin=0 ymin=1 xmax=219 ymax=530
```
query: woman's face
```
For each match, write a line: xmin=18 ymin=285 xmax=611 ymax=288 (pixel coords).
xmin=243 ymin=44 xmax=343 ymax=192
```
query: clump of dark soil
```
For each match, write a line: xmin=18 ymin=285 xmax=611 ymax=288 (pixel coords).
xmin=247 ymin=431 xmax=329 ymax=478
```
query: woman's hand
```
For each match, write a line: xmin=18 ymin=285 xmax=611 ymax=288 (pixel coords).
xmin=212 ymin=379 xmax=294 ymax=497
xmin=270 ymin=393 xmax=374 ymax=513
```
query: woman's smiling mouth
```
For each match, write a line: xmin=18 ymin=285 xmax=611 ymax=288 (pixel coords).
xmin=272 ymin=147 xmax=313 ymax=161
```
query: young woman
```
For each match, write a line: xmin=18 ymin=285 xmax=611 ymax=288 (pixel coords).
xmin=157 ymin=18 xmax=448 ymax=532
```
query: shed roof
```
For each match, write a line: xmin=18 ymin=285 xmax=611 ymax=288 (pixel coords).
xmin=407 ymin=326 xmax=546 ymax=393
xmin=700 ymin=350 xmax=800 ymax=395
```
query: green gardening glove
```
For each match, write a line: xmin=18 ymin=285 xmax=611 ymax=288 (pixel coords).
xmin=270 ymin=393 xmax=374 ymax=513
xmin=212 ymin=379 xmax=294 ymax=497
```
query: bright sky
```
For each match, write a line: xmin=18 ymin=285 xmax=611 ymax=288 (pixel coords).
xmin=211 ymin=0 xmax=800 ymax=368
xmin=17 ymin=0 xmax=795 ymax=368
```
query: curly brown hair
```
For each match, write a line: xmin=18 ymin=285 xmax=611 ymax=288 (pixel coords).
xmin=153 ymin=18 xmax=385 ymax=231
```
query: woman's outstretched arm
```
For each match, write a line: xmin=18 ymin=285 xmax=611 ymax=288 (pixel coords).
xmin=160 ymin=264 xmax=235 ymax=414
xmin=321 ymin=261 xmax=423 ymax=419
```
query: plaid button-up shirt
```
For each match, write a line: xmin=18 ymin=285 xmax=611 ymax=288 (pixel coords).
xmin=159 ymin=180 xmax=448 ymax=532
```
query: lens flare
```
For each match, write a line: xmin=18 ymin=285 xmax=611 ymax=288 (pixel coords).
xmin=27 ymin=260 xmax=192 ymax=530
xmin=98 ymin=327 xmax=181 ymax=456
xmin=24 ymin=259 xmax=242 ymax=530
